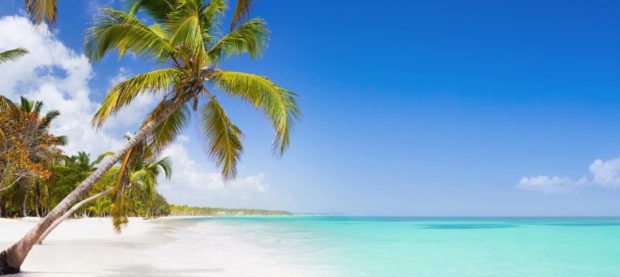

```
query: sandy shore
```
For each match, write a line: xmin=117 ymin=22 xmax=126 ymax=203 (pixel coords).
xmin=0 ymin=217 xmax=316 ymax=276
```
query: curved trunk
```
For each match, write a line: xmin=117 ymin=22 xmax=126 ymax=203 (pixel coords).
xmin=0 ymin=95 xmax=189 ymax=275
xmin=38 ymin=188 xmax=113 ymax=245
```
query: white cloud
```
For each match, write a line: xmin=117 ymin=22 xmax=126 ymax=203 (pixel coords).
xmin=518 ymin=156 xmax=620 ymax=193
xmin=0 ymin=16 xmax=159 ymax=156
xmin=589 ymin=157 xmax=620 ymax=188
xmin=103 ymin=67 xmax=159 ymax=130
xmin=0 ymin=16 xmax=123 ymax=155
xmin=158 ymin=141 xmax=270 ymax=205
xmin=517 ymin=176 xmax=582 ymax=194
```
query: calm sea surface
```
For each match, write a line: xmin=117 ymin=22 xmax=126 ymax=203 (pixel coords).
xmin=181 ymin=217 xmax=620 ymax=276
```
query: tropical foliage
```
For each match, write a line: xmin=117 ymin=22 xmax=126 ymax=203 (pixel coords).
xmin=169 ymin=205 xmax=291 ymax=216
xmin=0 ymin=97 xmax=65 ymax=217
xmin=0 ymin=98 xmax=171 ymax=219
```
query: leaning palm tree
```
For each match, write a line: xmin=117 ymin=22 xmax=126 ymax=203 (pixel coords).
xmin=0 ymin=0 xmax=299 ymax=274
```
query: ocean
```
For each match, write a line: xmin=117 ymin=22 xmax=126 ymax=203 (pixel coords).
xmin=178 ymin=216 xmax=620 ymax=276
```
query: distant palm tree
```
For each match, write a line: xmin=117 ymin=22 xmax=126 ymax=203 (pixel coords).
xmin=38 ymin=152 xmax=171 ymax=244
xmin=16 ymin=97 xmax=66 ymax=217
xmin=0 ymin=97 xmax=65 ymax=217
xmin=0 ymin=1 xmax=298 ymax=273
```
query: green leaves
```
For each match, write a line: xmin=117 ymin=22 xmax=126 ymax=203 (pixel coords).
xmin=144 ymin=100 xmax=191 ymax=155
xmin=202 ymin=0 xmax=227 ymax=25
xmin=200 ymin=99 xmax=243 ymax=180
xmin=92 ymin=68 xmax=182 ymax=127
xmin=210 ymin=70 xmax=301 ymax=155
xmin=85 ymin=8 xmax=173 ymax=62
xmin=0 ymin=48 xmax=28 ymax=64
xmin=208 ymin=18 xmax=268 ymax=64
xmin=230 ymin=0 xmax=253 ymax=30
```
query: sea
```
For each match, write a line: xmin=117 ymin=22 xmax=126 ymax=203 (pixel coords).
xmin=177 ymin=216 xmax=620 ymax=276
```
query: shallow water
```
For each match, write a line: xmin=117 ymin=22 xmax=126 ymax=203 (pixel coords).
xmin=180 ymin=217 xmax=620 ymax=276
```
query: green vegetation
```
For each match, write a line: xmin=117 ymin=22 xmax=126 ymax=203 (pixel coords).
xmin=0 ymin=98 xmax=171 ymax=219
xmin=169 ymin=205 xmax=291 ymax=216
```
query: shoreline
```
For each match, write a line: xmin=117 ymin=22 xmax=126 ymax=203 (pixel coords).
xmin=0 ymin=217 xmax=318 ymax=276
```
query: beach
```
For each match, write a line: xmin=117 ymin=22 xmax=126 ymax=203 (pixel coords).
xmin=0 ymin=217 xmax=320 ymax=277
xmin=3 ymin=217 xmax=620 ymax=276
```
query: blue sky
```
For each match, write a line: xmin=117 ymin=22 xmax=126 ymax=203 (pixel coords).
xmin=1 ymin=0 xmax=620 ymax=216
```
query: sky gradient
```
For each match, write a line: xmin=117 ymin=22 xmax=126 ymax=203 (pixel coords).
xmin=1 ymin=0 xmax=620 ymax=216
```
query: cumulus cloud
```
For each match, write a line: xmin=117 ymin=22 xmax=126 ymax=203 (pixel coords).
xmin=0 ymin=16 xmax=161 ymax=156
xmin=517 ymin=176 xmax=583 ymax=194
xmin=0 ymin=16 xmax=123 ymax=155
xmin=589 ymin=157 xmax=620 ymax=188
xmin=158 ymin=142 xmax=269 ymax=204
xmin=103 ymin=68 xmax=159 ymax=130
xmin=517 ymin=156 xmax=620 ymax=193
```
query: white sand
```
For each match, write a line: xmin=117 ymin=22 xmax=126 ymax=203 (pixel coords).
xmin=0 ymin=217 xmax=320 ymax=276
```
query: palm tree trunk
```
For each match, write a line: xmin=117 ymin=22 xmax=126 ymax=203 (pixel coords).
xmin=20 ymin=197 xmax=26 ymax=218
xmin=38 ymin=188 xmax=113 ymax=245
xmin=0 ymin=95 xmax=190 ymax=275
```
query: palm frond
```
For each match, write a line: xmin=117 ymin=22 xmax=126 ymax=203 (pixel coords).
xmin=200 ymin=99 xmax=243 ymax=180
xmin=24 ymin=0 xmax=56 ymax=26
xmin=0 ymin=96 xmax=16 ymax=110
xmin=110 ymin=151 xmax=132 ymax=232
xmin=126 ymin=0 xmax=176 ymax=22
xmin=230 ymin=0 xmax=252 ymax=30
xmin=202 ymin=0 xmax=226 ymax=25
xmin=40 ymin=110 xmax=60 ymax=129
xmin=19 ymin=96 xmax=33 ymax=113
xmin=92 ymin=68 xmax=181 ymax=127
xmin=152 ymin=156 xmax=173 ymax=179
xmin=210 ymin=70 xmax=300 ymax=155
xmin=53 ymin=135 xmax=68 ymax=146
xmin=93 ymin=151 xmax=115 ymax=165
xmin=0 ymin=48 xmax=28 ymax=64
xmin=33 ymin=100 xmax=43 ymax=114
xmin=167 ymin=1 xmax=207 ymax=58
xmin=85 ymin=8 xmax=173 ymax=61
xmin=208 ymin=18 xmax=267 ymax=64
xmin=142 ymin=99 xmax=191 ymax=154
xmin=200 ymin=0 xmax=226 ymax=43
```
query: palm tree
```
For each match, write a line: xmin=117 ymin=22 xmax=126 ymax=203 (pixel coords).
xmin=40 ymin=151 xmax=111 ymax=217
xmin=0 ymin=1 xmax=295 ymax=273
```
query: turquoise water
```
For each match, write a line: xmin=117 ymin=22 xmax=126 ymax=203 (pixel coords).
xmin=186 ymin=217 xmax=620 ymax=276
